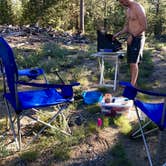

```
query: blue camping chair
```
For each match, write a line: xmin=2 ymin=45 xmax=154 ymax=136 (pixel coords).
xmin=120 ymin=81 xmax=166 ymax=166
xmin=0 ymin=50 xmax=49 ymax=137
xmin=0 ymin=37 xmax=80 ymax=150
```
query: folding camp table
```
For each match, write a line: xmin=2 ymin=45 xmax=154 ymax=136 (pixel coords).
xmin=91 ymin=51 xmax=125 ymax=91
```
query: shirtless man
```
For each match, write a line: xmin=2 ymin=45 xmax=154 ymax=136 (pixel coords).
xmin=113 ymin=0 xmax=147 ymax=86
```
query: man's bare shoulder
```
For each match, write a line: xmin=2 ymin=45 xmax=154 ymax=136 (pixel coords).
xmin=133 ymin=1 xmax=144 ymax=10
xmin=133 ymin=1 xmax=145 ymax=13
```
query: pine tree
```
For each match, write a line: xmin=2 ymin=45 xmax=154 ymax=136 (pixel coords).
xmin=0 ymin=0 xmax=14 ymax=25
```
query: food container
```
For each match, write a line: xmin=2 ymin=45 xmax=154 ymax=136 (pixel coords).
xmin=99 ymin=97 xmax=133 ymax=114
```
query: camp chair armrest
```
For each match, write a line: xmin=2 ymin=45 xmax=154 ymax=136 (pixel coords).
xmin=18 ymin=68 xmax=45 ymax=79
xmin=136 ymin=89 xmax=166 ymax=97
xmin=17 ymin=81 xmax=80 ymax=98
xmin=16 ymin=80 xmax=80 ymax=88
xmin=119 ymin=81 xmax=166 ymax=97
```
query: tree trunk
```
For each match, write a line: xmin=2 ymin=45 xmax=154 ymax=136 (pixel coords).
xmin=80 ymin=0 xmax=84 ymax=34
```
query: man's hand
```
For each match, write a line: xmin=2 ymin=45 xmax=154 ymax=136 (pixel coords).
xmin=112 ymin=32 xmax=120 ymax=40
xmin=127 ymin=34 xmax=133 ymax=45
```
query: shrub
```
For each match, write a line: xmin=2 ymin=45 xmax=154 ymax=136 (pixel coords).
xmin=114 ymin=115 xmax=132 ymax=135
xmin=20 ymin=151 xmax=39 ymax=162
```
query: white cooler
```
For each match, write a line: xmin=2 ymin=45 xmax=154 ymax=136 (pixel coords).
xmin=99 ymin=97 xmax=133 ymax=114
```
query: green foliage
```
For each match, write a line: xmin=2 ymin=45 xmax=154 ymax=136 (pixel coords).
xmin=39 ymin=42 xmax=73 ymax=72
xmin=87 ymin=120 xmax=99 ymax=134
xmin=0 ymin=141 xmax=10 ymax=158
xmin=68 ymin=66 xmax=91 ymax=84
xmin=105 ymin=62 xmax=115 ymax=79
xmin=71 ymin=125 xmax=87 ymax=144
xmin=53 ymin=144 xmax=71 ymax=161
xmin=114 ymin=115 xmax=132 ymax=135
xmin=12 ymin=0 xmax=23 ymax=24
xmin=0 ymin=0 xmax=165 ymax=37
xmin=20 ymin=151 xmax=39 ymax=162
xmin=154 ymin=43 xmax=165 ymax=51
xmin=40 ymin=42 xmax=69 ymax=58
xmin=0 ymin=119 xmax=6 ymax=131
xmin=42 ymin=0 xmax=78 ymax=30
xmin=138 ymin=49 xmax=154 ymax=87
xmin=106 ymin=144 xmax=132 ymax=166
xmin=37 ymin=136 xmax=58 ymax=149
xmin=97 ymin=87 xmax=111 ymax=94
xmin=15 ymin=42 xmax=77 ymax=73
xmin=16 ymin=52 xmax=40 ymax=69
xmin=101 ymin=116 xmax=111 ymax=128
xmin=0 ymin=0 xmax=14 ymax=24
xmin=131 ymin=118 xmax=157 ymax=136
xmin=0 ymin=80 xmax=4 ymax=92
xmin=85 ymin=104 xmax=101 ymax=114
xmin=21 ymin=0 xmax=56 ymax=25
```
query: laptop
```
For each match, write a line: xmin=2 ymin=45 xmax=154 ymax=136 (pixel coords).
xmin=97 ymin=30 xmax=122 ymax=53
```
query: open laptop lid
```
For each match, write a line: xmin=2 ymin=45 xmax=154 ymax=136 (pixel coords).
xmin=97 ymin=30 xmax=122 ymax=52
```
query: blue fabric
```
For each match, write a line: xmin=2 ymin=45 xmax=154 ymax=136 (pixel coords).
xmin=135 ymin=100 xmax=165 ymax=128
xmin=17 ymin=81 xmax=79 ymax=98
xmin=0 ymin=37 xmax=18 ymax=106
xmin=4 ymin=88 xmax=70 ymax=113
xmin=0 ymin=37 xmax=80 ymax=114
xmin=119 ymin=82 xmax=137 ymax=99
xmin=120 ymin=81 xmax=166 ymax=128
xmin=119 ymin=81 xmax=166 ymax=97
xmin=82 ymin=91 xmax=103 ymax=104
xmin=18 ymin=68 xmax=45 ymax=79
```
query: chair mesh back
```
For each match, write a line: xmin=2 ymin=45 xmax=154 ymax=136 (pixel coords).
xmin=0 ymin=37 xmax=18 ymax=105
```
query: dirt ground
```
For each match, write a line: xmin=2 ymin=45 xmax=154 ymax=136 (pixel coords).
xmin=0 ymin=34 xmax=166 ymax=166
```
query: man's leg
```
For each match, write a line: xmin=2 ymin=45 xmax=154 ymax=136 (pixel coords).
xmin=130 ymin=63 xmax=139 ymax=86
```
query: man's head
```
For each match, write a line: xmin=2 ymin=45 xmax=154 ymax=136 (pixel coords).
xmin=117 ymin=0 xmax=133 ymax=7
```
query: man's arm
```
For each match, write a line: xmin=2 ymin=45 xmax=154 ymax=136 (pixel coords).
xmin=113 ymin=11 xmax=129 ymax=39
xmin=115 ymin=24 xmax=128 ymax=37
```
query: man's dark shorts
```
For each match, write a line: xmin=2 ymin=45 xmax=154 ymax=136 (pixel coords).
xmin=127 ymin=35 xmax=145 ymax=64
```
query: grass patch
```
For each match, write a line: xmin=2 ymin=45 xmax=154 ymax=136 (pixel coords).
xmin=138 ymin=49 xmax=154 ymax=87
xmin=98 ymin=115 xmax=114 ymax=128
xmin=154 ymin=42 xmax=166 ymax=51
xmin=0 ymin=141 xmax=10 ymax=158
xmin=71 ymin=125 xmax=87 ymax=144
xmin=16 ymin=51 xmax=41 ymax=69
xmin=0 ymin=80 xmax=4 ymax=92
xmin=114 ymin=115 xmax=132 ymax=135
xmin=101 ymin=116 xmax=110 ymax=128
xmin=97 ymin=87 xmax=112 ymax=94
xmin=106 ymin=143 xmax=132 ymax=166
xmin=85 ymin=104 xmax=101 ymax=114
xmin=115 ymin=48 xmax=154 ymax=88
xmin=0 ymin=119 xmax=6 ymax=131
xmin=20 ymin=150 xmax=39 ymax=162
xmin=53 ymin=144 xmax=71 ymax=161
xmin=131 ymin=118 xmax=157 ymax=134
xmin=86 ymin=120 xmax=99 ymax=134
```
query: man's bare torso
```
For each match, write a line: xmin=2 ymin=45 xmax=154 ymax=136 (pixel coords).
xmin=127 ymin=2 xmax=146 ymax=36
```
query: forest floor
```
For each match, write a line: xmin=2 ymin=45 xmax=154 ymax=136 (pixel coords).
xmin=0 ymin=33 xmax=166 ymax=166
